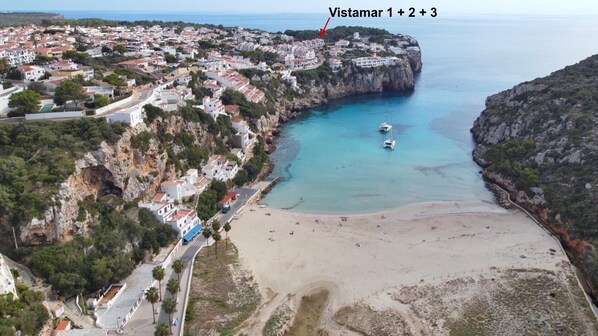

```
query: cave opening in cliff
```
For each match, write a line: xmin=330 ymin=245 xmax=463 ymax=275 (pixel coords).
xmin=81 ymin=166 xmax=124 ymax=198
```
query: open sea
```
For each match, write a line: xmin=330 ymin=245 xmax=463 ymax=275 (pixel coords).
xmin=64 ymin=11 xmax=598 ymax=213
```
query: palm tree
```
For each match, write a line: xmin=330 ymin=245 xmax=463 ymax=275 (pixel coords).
xmin=162 ymin=298 xmax=177 ymax=335
xmin=154 ymin=322 xmax=170 ymax=336
xmin=144 ymin=287 xmax=160 ymax=324
xmin=212 ymin=230 xmax=222 ymax=257
xmin=166 ymin=278 xmax=180 ymax=301
xmin=152 ymin=266 xmax=165 ymax=301
xmin=202 ymin=227 xmax=212 ymax=256
xmin=171 ymin=259 xmax=184 ymax=282
xmin=223 ymin=222 xmax=231 ymax=250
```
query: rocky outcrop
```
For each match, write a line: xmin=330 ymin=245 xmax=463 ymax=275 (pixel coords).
xmin=471 ymin=54 xmax=598 ymax=297
xmin=21 ymin=115 xmax=213 ymax=244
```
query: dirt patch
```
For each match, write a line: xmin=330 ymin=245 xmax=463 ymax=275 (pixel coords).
xmin=392 ymin=264 xmax=598 ymax=336
xmin=287 ymin=288 xmax=329 ymax=336
xmin=334 ymin=305 xmax=414 ymax=336
xmin=185 ymin=242 xmax=260 ymax=336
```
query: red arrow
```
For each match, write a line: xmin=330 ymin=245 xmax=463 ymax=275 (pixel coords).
xmin=319 ymin=17 xmax=331 ymax=38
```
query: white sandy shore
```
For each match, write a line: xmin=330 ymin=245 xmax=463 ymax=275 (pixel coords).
xmin=230 ymin=201 xmax=570 ymax=334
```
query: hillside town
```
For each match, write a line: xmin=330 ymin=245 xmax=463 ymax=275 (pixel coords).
xmin=0 ymin=20 xmax=421 ymax=336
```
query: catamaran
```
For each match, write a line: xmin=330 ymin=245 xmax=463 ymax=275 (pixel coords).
xmin=383 ymin=137 xmax=396 ymax=150
xmin=378 ymin=122 xmax=392 ymax=132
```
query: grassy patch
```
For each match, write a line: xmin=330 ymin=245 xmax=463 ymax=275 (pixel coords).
xmin=185 ymin=243 xmax=260 ymax=336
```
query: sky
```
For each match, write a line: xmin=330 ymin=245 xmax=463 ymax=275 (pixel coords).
xmin=2 ymin=0 xmax=598 ymax=15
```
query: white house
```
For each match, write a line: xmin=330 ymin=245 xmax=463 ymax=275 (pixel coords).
xmin=83 ymin=86 xmax=114 ymax=100
xmin=164 ymin=208 xmax=201 ymax=239
xmin=201 ymin=155 xmax=230 ymax=181
xmin=18 ymin=65 xmax=46 ymax=81
xmin=328 ymin=57 xmax=343 ymax=70
xmin=232 ymin=132 xmax=251 ymax=150
xmin=202 ymin=96 xmax=225 ymax=120
xmin=139 ymin=198 xmax=202 ymax=241
xmin=159 ymin=170 xmax=200 ymax=202
xmin=224 ymin=161 xmax=239 ymax=180
xmin=106 ymin=106 xmax=143 ymax=126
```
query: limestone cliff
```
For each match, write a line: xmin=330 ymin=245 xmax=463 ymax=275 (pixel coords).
xmin=21 ymin=115 xmax=215 ymax=244
xmin=471 ymin=54 xmax=598 ymax=296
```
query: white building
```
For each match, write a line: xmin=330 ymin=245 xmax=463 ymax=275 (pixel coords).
xmin=285 ymin=57 xmax=318 ymax=70
xmin=159 ymin=169 xmax=201 ymax=202
xmin=3 ymin=48 xmax=35 ymax=66
xmin=231 ymin=117 xmax=249 ymax=133
xmin=0 ymin=254 xmax=18 ymax=299
xmin=106 ymin=106 xmax=143 ymax=127
xmin=83 ymin=86 xmax=114 ymax=100
xmin=202 ymin=96 xmax=225 ymax=120
xmin=352 ymin=56 xmax=399 ymax=68
xmin=224 ymin=161 xmax=239 ymax=180
xmin=328 ymin=57 xmax=343 ymax=70
xmin=18 ymin=65 xmax=46 ymax=81
xmin=201 ymin=154 xmax=235 ymax=181
xmin=140 ymin=198 xmax=202 ymax=241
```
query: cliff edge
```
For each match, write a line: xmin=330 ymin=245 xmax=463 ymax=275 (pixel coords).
xmin=471 ymin=54 xmax=598 ymax=297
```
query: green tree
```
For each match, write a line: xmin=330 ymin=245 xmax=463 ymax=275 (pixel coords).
xmin=113 ymin=44 xmax=127 ymax=54
xmin=28 ymin=81 xmax=46 ymax=95
xmin=145 ymin=286 xmax=160 ymax=324
xmin=152 ymin=266 xmax=165 ymax=301
xmin=93 ymin=94 xmax=110 ymax=108
xmin=161 ymin=298 xmax=177 ymax=335
xmin=202 ymin=227 xmax=212 ymax=256
xmin=224 ymin=222 xmax=231 ymax=250
xmin=164 ymin=53 xmax=178 ymax=64
xmin=154 ymin=322 xmax=170 ymax=336
xmin=103 ymin=73 xmax=127 ymax=87
xmin=5 ymin=67 xmax=23 ymax=80
xmin=212 ymin=220 xmax=222 ymax=257
xmin=0 ymin=58 xmax=9 ymax=74
xmin=171 ymin=259 xmax=184 ymax=282
xmin=54 ymin=80 xmax=86 ymax=109
xmin=8 ymin=90 xmax=41 ymax=116
xmin=166 ymin=278 xmax=180 ymax=301
xmin=91 ymin=257 xmax=113 ymax=289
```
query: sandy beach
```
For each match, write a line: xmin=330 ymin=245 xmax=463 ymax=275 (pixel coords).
xmin=230 ymin=201 xmax=597 ymax=335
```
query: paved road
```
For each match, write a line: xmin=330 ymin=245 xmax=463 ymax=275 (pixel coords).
xmin=95 ymin=87 xmax=155 ymax=117
xmin=124 ymin=188 xmax=259 ymax=335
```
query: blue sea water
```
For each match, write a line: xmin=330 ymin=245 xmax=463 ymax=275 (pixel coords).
xmin=62 ymin=11 xmax=598 ymax=213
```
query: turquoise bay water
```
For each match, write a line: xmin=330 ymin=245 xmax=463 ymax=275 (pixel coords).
xmin=62 ymin=12 xmax=598 ymax=213
xmin=262 ymin=16 xmax=598 ymax=213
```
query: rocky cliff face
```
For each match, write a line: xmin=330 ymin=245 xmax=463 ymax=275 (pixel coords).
xmin=471 ymin=54 xmax=598 ymax=296
xmin=21 ymin=115 xmax=213 ymax=244
xmin=279 ymin=57 xmax=420 ymax=123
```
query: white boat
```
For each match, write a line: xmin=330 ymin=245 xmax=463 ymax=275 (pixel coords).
xmin=383 ymin=138 xmax=396 ymax=150
xmin=378 ymin=122 xmax=392 ymax=132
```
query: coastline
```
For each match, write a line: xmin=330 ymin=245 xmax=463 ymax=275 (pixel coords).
xmin=230 ymin=200 xmax=598 ymax=334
